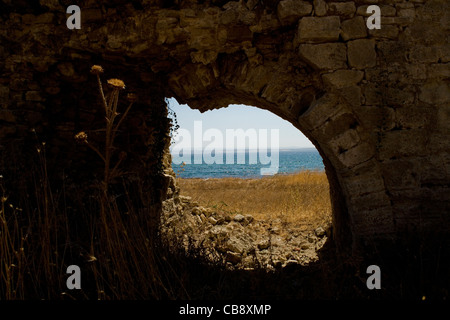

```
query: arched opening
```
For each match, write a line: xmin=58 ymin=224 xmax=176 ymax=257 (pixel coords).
xmin=163 ymin=97 xmax=334 ymax=269
xmin=1 ymin=0 xmax=448 ymax=300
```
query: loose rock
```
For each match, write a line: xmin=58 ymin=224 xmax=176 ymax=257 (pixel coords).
xmin=161 ymin=199 xmax=328 ymax=271
xmin=226 ymin=251 xmax=241 ymax=264
xmin=257 ymin=239 xmax=271 ymax=250
xmin=315 ymin=226 xmax=326 ymax=237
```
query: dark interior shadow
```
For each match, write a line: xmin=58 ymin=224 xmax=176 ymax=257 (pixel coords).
xmin=159 ymin=231 xmax=450 ymax=300
xmin=159 ymin=236 xmax=364 ymax=300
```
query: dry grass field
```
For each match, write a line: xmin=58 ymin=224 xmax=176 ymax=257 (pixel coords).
xmin=177 ymin=170 xmax=332 ymax=232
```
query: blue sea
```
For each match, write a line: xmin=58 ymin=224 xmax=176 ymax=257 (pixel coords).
xmin=171 ymin=148 xmax=324 ymax=179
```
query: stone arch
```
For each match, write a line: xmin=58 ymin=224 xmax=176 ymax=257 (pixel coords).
xmin=0 ymin=0 xmax=449 ymax=263
xmin=161 ymin=31 xmax=393 ymax=255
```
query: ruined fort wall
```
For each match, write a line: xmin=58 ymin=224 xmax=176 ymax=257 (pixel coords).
xmin=0 ymin=0 xmax=449 ymax=255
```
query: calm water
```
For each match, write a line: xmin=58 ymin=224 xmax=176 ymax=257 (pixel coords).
xmin=171 ymin=148 xmax=324 ymax=179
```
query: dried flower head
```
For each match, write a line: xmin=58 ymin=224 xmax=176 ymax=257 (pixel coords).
xmin=86 ymin=255 xmax=97 ymax=263
xmin=90 ymin=65 xmax=104 ymax=75
xmin=74 ymin=131 xmax=88 ymax=144
xmin=107 ymin=78 xmax=125 ymax=90
xmin=127 ymin=92 xmax=137 ymax=102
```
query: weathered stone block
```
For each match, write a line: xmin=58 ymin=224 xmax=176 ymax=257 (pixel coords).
xmin=27 ymin=82 xmax=40 ymax=91
xmin=337 ymin=142 xmax=374 ymax=168
xmin=385 ymin=86 xmax=415 ymax=106
xmin=381 ymin=5 xmax=397 ymax=16
xmin=349 ymin=191 xmax=391 ymax=212
xmin=330 ymin=129 xmax=361 ymax=155
xmin=440 ymin=45 xmax=450 ymax=63
xmin=0 ymin=110 xmax=15 ymax=123
xmin=327 ymin=2 xmax=356 ymax=18
xmin=416 ymin=156 xmax=449 ymax=187
xmin=396 ymin=2 xmax=415 ymax=9
xmin=250 ymin=11 xmax=280 ymax=33
xmin=313 ymin=0 xmax=327 ymax=16
xmin=320 ymin=112 xmax=359 ymax=138
xmin=344 ymin=161 xmax=386 ymax=195
xmin=322 ymin=70 xmax=364 ymax=89
xmin=362 ymin=84 xmax=384 ymax=106
xmin=226 ymin=251 xmax=241 ymax=264
xmin=427 ymin=63 xmax=450 ymax=79
xmin=397 ymin=8 xmax=416 ymax=18
xmin=0 ymin=126 xmax=16 ymax=138
xmin=368 ymin=25 xmax=399 ymax=39
xmin=37 ymin=0 xmax=62 ymax=11
xmin=22 ymin=13 xmax=54 ymax=24
xmin=82 ymin=9 xmax=103 ymax=22
xmin=377 ymin=41 xmax=408 ymax=64
xmin=395 ymin=105 xmax=434 ymax=129
xmin=438 ymin=106 xmax=450 ymax=132
xmin=191 ymin=50 xmax=219 ymax=65
xmin=409 ymin=46 xmax=441 ymax=63
xmin=354 ymin=104 xmax=395 ymax=132
xmin=356 ymin=5 xmax=396 ymax=17
xmin=25 ymin=110 xmax=44 ymax=126
xmin=57 ymin=62 xmax=75 ymax=78
xmin=380 ymin=159 xmax=420 ymax=191
xmin=382 ymin=16 xmax=415 ymax=27
xmin=226 ymin=25 xmax=253 ymax=43
xmin=21 ymin=14 xmax=35 ymax=25
xmin=0 ymin=86 xmax=9 ymax=102
xmin=404 ymin=64 xmax=428 ymax=80
xmin=298 ymin=16 xmax=341 ymax=43
xmin=219 ymin=9 xmax=237 ymax=25
xmin=350 ymin=206 xmax=395 ymax=236
xmin=45 ymin=87 xmax=61 ymax=95
xmin=299 ymin=43 xmax=347 ymax=70
xmin=340 ymin=85 xmax=362 ymax=106
xmin=297 ymin=93 xmax=342 ymax=129
xmin=340 ymin=16 xmax=367 ymax=41
xmin=378 ymin=129 xmax=428 ymax=160
xmin=428 ymin=133 xmax=450 ymax=155
xmin=419 ymin=82 xmax=450 ymax=104
xmin=347 ymin=39 xmax=376 ymax=69
xmin=25 ymin=91 xmax=44 ymax=102
xmin=277 ymin=0 xmax=312 ymax=25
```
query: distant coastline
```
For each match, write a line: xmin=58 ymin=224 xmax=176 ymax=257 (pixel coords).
xmin=172 ymin=148 xmax=324 ymax=179
xmin=176 ymin=147 xmax=317 ymax=152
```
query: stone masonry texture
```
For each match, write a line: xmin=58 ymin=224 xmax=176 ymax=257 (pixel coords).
xmin=0 ymin=0 xmax=449 ymax=259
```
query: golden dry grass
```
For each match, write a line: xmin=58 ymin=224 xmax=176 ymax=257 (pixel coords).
xmin=177 ymin=170 xmax=332 ymax=232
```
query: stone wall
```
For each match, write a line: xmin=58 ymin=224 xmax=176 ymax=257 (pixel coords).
xmin=0 ymin=0 xmax=449 ymax=257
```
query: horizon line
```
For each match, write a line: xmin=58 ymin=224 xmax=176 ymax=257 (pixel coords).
xmin=169 ymin=146 xmax=318 ymax=152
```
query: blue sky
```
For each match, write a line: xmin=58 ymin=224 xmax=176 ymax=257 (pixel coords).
xmin=166 ymin=97 xmax=316 ymax=149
